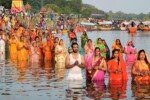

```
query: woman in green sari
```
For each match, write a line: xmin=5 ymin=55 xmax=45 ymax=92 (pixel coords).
xmin=81 ymin=31 xmax=88 ymax=49
xmin=95 ymin=38 xmax=106 ymax=58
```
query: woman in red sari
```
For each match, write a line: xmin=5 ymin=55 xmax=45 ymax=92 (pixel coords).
xmin=132 ymin=49 xmax=150 ymax=85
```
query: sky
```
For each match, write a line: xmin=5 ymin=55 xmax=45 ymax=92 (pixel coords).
xmin=82 ymin=0 xmax=150 ymax=14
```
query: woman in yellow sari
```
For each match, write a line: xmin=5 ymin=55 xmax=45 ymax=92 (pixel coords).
xmin=55 ymin=39 xmax=67 ymax=79
xmin=112 ymin=39 xmax=124 ymax=58
xmin=132 ymin=49 xmax=150 ymax=85
xmin=17 ymin=36 xmax=29 ymax=65
xmin=8 ymin=34 xmax=18 ymax=64
xmin=112 ymin=39 xmax=124 ymax=52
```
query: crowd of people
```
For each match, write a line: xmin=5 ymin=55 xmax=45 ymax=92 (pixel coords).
xmin=0 ymin=11 xmax=150 ymax=99
xmin=67 ymin=32 xmax=150 ymax=84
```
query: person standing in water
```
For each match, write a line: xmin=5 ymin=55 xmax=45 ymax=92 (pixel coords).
xmin=81 ymin=31 xmax=88 ymax=49
xmin=132 ymin=49 xmax=150 ymax=85
xmin=124 ymin=40 xmax=137 ymax=66
xmin=0 ymin=33 xmax=5 ymax=61
xmin=65 ymin=42 xmax=85 ymax=96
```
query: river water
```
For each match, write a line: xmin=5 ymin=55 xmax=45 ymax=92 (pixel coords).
xmin=0 ymin=31 xmax=150 ymax=100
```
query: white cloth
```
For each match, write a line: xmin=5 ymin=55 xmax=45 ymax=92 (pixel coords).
xmin=66 ymin=54 xmax=85 ymax=89
xmin=0 ymin=39 xmax=5 ymax=61
xmin=66 ymin=54 xmax=83 ymax=80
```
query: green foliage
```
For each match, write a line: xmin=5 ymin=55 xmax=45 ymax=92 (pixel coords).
xmin=107 ymin=11 xmax=150 ymax=20
xmin=81 ymin=4 xmax=106 ymax=18
xmin=1 ymin=0 xmax=150 ymax=20
xmin=81 ymin=8 xmax=92 ymax=18
xmin=0 ymin=0 xmax=11 ymax=9
xmin=44 ymin=4 xmax=59 ymax=12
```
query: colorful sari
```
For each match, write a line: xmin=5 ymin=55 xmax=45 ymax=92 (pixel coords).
xmin=9 ymin=38 xmax=18 ymax=63
xmin=124 ymin=43 xmax=136 ymax=66
xmin=92 ymin=58 xmax=105 ymax=81
xmin=107 ymin=59 xmax=128 ymax=84
xmin=17 ymin=41 xmax=28 ymax=62
xmin=84 ymin=43 xmax=95 ymax=70
xmin=132 ymin=61 xmax=150 ymax=85
xmin=0 ymin=39 xmax=5 ymax=61
xmin=95 ymin=40 xmax=106 ymax=58
xmin=108 ymin=80 xmax=127 ymax=99
xmin=55 ymin=44 xmax=67 ymax=79
xmin=29 ymin=45 xmax=40 ymax=63
xmin=81 ymin=33 xmax=88 ymax=48
xmin=43 ymin=41 xmax=52 ymax=62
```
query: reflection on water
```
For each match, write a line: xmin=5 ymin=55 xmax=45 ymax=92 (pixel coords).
xmin=0 ymin=31 xmax=150 ymax=100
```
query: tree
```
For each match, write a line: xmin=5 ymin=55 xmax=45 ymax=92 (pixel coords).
xmin=44 ymin=4 xmax=59 ymax=13
xmin=0 ymin=0 xmax=11 ymax=9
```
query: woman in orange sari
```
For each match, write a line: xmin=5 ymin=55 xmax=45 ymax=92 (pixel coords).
xmin=8 ymin=34 xmax=18 ymax=64
xmin=132 ymin=49 xmax=150 ymax=85
xmin=108 ymin=49 xmax=128 ymax=83
xmin=35 ymin=36 xmax=43 ymax=64
xmin=108 ymin=49 xmax=128 ymax=99
xmin=43 ymin=35 xmax=52 ymax=63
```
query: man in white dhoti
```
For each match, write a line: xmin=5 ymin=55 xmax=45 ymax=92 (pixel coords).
xmin=65 ymin=42 xmax=86 ymax=98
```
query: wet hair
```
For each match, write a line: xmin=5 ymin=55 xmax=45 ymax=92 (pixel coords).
xmin=137 ymin=49 xmax=150 ymax=66
xmin=98 ymin=38 xmax=102 ymax=41
xmin=94 ymin=47 xmax=101 ymax=56
xmin=131 ymin=22 xmax=135 ymax=27
xmin=71 ymin=42 xmax=78 ymax=48
xmin=95 ymin=47 xmax=100 ymax=51
xmin=83 ymin=31 xmax=87 ymax=36
xmin=54 ymin=37 xmax=59 ymax=43
xmin=55 ymin=37 xmax=59 ymax=40
xmin=128 ymin=41 xmax=134 ymax=47
xmin=97 ymin=38 xmax=102 ymax=43
xmin=116 ymin=39 xmax=122 ymax=47
xmin=110 ymin=49 xmax=120 ymax=64
xmin=35 ymin=36 xmax=39 ymax=40
xmin=20 ymin=35 xmax=24 ymax=40
xmin=87 ymin=39 xmax=92 ymax=43
xmin=59 ymin=39 xmax=63 ymax=45
xmin=70 ymin=29 xmax=74 ymax=32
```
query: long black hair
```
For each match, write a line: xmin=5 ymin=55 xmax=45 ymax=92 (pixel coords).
xmin=110 ymin=49 xmax=120 ymax=65
xmin=137 ymin=49 xmax=150 ymax=67
xmin=94 ymin=47 xmax=101 ymax=56
xmin=116 ymin=39 xmax=122 ymax=47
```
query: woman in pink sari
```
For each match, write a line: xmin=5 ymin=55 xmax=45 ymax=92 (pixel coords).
xmin=84 ymin=39 xmax=95 ymax=82
xmin=84 ymin=39 xmax=95 ymax=70
xmin=124 ymin=40 xmax=137 ymax=66
xmin=91 ymin=47 xmax=107 ymax=81
xmin=29 ymin=41 xmax=40 ymax=64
